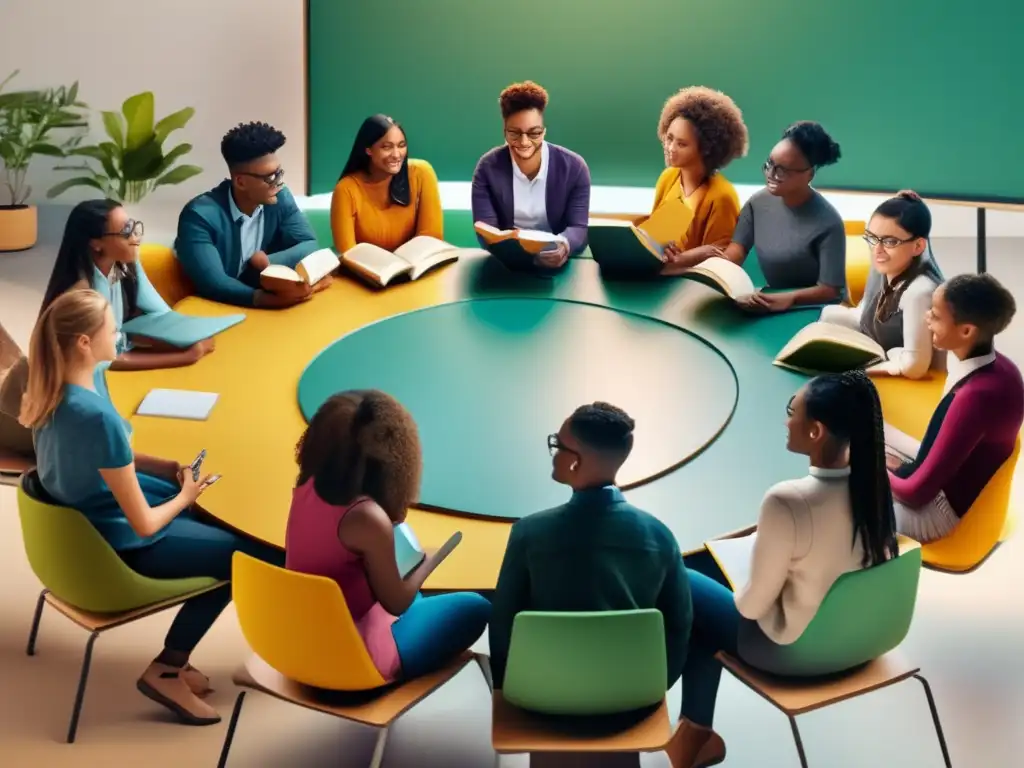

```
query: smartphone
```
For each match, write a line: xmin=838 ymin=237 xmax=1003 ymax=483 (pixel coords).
xmin=200 ymin=473 xmax=221 ymax=489
xmin=190 ymin=449 xmax=207 ymax=482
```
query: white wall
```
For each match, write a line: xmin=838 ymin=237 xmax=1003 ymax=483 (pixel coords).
xmin=0 ymin=0 xmax=306 ymax=210
xmin=2 ymin=0 xmax=1022 ymax=239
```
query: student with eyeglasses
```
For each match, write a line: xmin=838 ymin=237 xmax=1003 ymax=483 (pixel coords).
xmin=331 ymin=114 xmax=444 ymax=254
xmin=819 ymin=191 xmax=944 ymax=379
xmin=175 ymin=121 xmax=320 ymax=308
xmin=716 ymin=121 xmax=846 ymax=313
xmin=32 ymin=199 xmax=211 ymax=372
xmin=489 ymin=403 xmax=691 ymax=695
xmin=471 ymin=81 xmax=592 ymax=270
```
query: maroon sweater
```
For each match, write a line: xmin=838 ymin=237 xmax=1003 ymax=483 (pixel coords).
xmin=889 ymin=353 xmax=1023 ymax=515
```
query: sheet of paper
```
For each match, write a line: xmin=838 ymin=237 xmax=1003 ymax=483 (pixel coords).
xmin=136 ymin=389 xmax=219 ymax=421
xmin=705 ymin=533 xmax=756 ymax=590
xmin=394 ymin=521 xmax=426 ymax=578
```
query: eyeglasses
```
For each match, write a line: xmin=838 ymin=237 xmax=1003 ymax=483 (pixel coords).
xmin=239 ymin=167 xmax=285 ymax=186
xmin=547 ymin=433 xmax=579 ymax=458
xmin=103 ymin=219 xmax=144 ymax=239
xmin=785 ymin=395 xmax=795 ymax=417
xmin=505 ymin=127 xmax=545 ymax=143
xmin=863 ymin=232 xmax=917 ymax=249
xmin=763 ymin=159 xmax=811 ymax=181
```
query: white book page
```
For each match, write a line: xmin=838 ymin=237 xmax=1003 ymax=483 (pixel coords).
xmin=693 ymin=257 xmax=754 ymax=297
xmin=473 ymin=221 xmax=515 ymax=238
xmin=705 ymin=533 xmax=756 ymax=591
xmin=297 ymin=247 xmax=341 ymax=285
xmin=394 ymin=235 xmax=457 ymax=266
xmin=261 ymin=264 xmax=301 ymax=282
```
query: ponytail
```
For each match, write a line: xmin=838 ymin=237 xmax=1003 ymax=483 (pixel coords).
xmin=19 ymin=289 xmax=109 ymax=430
xmin=804 ymin=370 xmax=898 ymax=567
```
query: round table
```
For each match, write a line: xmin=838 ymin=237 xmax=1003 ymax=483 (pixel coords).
xmin=107 ymin=254 xmax=944 ymax=590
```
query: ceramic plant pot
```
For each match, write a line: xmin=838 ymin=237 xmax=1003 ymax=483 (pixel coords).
xmin=0 ymin=205 xmax=38 ymax=252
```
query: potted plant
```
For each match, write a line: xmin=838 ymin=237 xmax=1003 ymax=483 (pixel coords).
xmin=0 ymin=70 xmax=88 ymax=251
xmin=48 ymin=91 xmax=202 ymax=205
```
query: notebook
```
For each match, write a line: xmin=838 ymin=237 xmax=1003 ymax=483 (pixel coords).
xmin=136 ymin=389 xmax=219 ymax=421
xmin=704 ymin=533 xmax=756 ymax=591
xmin=121 ymin=311 xmax=245 ymax=348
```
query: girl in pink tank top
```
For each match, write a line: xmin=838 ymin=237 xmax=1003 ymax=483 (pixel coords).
xmin=284 ymin=390 xmax=490 ymax=686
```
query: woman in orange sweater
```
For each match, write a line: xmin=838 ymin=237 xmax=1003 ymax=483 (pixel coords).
xmin=651 ymin=87 xmax=749 ymax=274
xmin=330 ymin=115 xmax=444 ymax=254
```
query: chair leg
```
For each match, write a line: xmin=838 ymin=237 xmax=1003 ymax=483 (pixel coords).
xmin=217 ymin=691 xmax=247 ymax=768
xmin=26 ymin=589 xmax=48 ymax=656
xmin=66 ymin=631 xmax=99 ymax=743
xmin=475 ymin=653 xmax=494 ymax=693
xmin=787 ymin=715 xmax=810 ymax=768
xmin=369 ymin=726 xmax=389 ymax=768
xmin=913 ymin=674 xmax=953 ymax=768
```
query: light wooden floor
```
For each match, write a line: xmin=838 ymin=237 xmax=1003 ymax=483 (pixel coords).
xmin=0 ymin=209 xmax=1021 ymax=767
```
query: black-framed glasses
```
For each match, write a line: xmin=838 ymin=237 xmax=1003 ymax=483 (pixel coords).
xmin=103 ymin=219 xmax=144 ymax=239
xmin=239 ymin=167 xmax=285 ymax=186
xmin=547 ymin=433 xmax=579 ymax=458
xmin=785 ymin=395 xmax=795 ymax=417
xmin=763 ymin=158 xmax=811 ymax=181
xmin=863 ymin=232 xmax=916 ymax=249
xmin=505 ymin=127 xmax=545 ymax=143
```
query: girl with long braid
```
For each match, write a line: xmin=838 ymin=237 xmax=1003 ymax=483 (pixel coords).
xmin=668 ymin=370 xmax=898 ymax=768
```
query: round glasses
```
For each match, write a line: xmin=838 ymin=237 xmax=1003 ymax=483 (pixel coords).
xmin=104 ymin=219 xmax=144 ymax=239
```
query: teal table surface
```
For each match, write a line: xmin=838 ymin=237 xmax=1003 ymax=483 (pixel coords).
xmin=297 ymin=253 xmax=817 ymax=544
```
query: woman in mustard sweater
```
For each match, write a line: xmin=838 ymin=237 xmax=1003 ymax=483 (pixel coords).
xmin=330 ymin=115 xmax=444 ymax=253
xmin=652 ymin=87 xmax=749 ymax=273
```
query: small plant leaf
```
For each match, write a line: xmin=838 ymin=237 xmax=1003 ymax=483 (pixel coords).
xmin=47 ymin=175 xmax=105 ymax=198
xmin=69 ymin=145 xmax=117 ymax=177
xmin=154 ymin=164 xmax=203 ymax=187
xmin=153 ymin=107 xmax=195 ymax=145
xmin=30 ymin=143 xmax=64 ymax=157
xmin=102 ymin=111 xmax=125 ymax=148
xmin=122 ymin=91 xmax=155 ymax=151
xmin=153 ymin=142 xmax=192 ymax=175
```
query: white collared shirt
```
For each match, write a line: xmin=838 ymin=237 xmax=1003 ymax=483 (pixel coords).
xmin=943 ymin=349 xmax=997 ymax=395
xmin=228 ymin=189 xmax=265 ymax=276
xmin=511 ymin=141 xmax=550 ymax=232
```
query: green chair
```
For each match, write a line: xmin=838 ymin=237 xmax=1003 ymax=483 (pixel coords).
xmin=718 ymin=538 xmax=952 ymax=768
xmin=493 ymin=610 xmax=679 ymax=767
xmin=16 ymin=471 xmax=221 ymax=743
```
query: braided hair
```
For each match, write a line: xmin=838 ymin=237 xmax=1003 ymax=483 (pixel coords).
xmin=803 ymin=370 xmax=898 ymax=567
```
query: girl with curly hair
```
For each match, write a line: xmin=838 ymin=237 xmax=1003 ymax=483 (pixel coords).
xmin=649 ymin=86 xmax=749 ymax=272
xmin=286 ymin=390 xmax=491 ymax=684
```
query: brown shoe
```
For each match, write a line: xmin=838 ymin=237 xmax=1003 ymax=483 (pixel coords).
xmin=137 ymin=662 xmax=221 ymax=726
xmin=666 ymin=718 xmax=726 ymax=768
xmin=181 ymin=664 xmax=214 ymax=698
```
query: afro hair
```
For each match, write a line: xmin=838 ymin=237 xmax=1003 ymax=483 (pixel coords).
xmin=657 ymin=87 xmax=749 ymax=174
xmin=220 ymin=121 xmax=286 ymax=168
xmin=499 ymin=81 xmax=549 ymax=119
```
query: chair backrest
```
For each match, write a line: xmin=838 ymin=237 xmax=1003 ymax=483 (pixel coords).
xmin=139 ymin=243 xmax=194 ymax=307
xmin=231 ymin=552 xmax=387 ymax=691
xmin=17 ymin=471 xmax=163 ymax=612
xmin=502 ymin=609 xmax=667 ymax=716
xmin=761 ymin=537 xmax=922 ymax=677
xmin=921 ymin=437 xmax=1019 ymax=571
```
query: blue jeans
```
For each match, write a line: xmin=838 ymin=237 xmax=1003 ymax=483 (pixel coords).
xmin=391 ymin=592 xmax=492 ymax=679
xmin=120 ymin=511 xmax=286 ymax=655
xmin=680 ymin=568 xmax=740 ymax=728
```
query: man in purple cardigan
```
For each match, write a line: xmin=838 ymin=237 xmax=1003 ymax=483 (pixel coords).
xmin=471 ymin=81 xmax=591 ymax=270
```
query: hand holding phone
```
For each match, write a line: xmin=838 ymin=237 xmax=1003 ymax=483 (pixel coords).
xmin=189 ymin=449 xmax=207 ymax=482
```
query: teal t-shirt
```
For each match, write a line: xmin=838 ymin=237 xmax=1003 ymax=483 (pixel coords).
xmin=34 ymin=368 xmax=176 ymax=551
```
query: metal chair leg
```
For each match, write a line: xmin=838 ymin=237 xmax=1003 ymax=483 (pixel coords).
xmin=66 ymin=631 xmax=99 ymax=743
xmin=913 ymin=674 xmax=953 ymax=768
xmin=26 ymin=589 xmax=48 ymax=656
xmin=217 ymin=691 xmax=247 ymax=768
xmin=369 ymin=726 xmax=389 ymax=768
xmin=787 ymin=715 xmax=809 ymax=768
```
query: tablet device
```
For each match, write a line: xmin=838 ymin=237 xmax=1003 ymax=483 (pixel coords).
xmin=395 ymin=522 xmax=426 ymax=578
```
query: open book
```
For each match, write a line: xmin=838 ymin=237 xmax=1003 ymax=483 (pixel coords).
xmin=474 ymin=222 xmax=566 ymax=271
xmin=679 ymin=256 xmax=755 ymax=299
xmin=774 ymin=321 xmax=886 ymax=375
xmin=637 ymin=192 xmax=696 ymax=244
xmin=260 ymin=248 xmax=340 ymax=293
xmin=121 ymin=311 xmax=245 ymax=348
xmin=587 ymin=218 xmax=665 ymax=276
xmin=342 ymin=236 xmax=487 ymax=287
xmin=704 ymin=533 xmax=756 ymax=591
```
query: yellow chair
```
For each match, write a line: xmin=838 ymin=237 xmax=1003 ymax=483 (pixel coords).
xmin=844 ymin=220 xmax=870 ymax=306
xmin=920 ymin=439 xmax=1019 ymax=573
xmin=218 ymin=552 xmax=480 ymax=768
xmin=139 ymin=243 xmax=194 ymax=307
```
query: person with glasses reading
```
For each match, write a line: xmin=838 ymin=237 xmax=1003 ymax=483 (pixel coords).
xmin=885 ymin=274 xmax=1023 ymax=543
xmin=489 ymin=402 xmax=692 ymax=697
xmin=175 ymin=121 xmax=320 ymax=308
xmin=819 ymin=191 xmax=944 ymax=379
xmin=668 ymin=372 xmax=898 ymax=767
xmin=33 ymin=199 xmax=210 ymax=371
xmin=331 ymin=114 xmax=444 ymax=254
xmin=471 ymin=81 xmax=592 ymax=270
xmin=714 ymin=121 xmax=846 ymax=313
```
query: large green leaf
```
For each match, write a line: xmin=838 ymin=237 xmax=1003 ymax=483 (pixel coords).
xmin=122 ymin=92 xmax=154 ymax=151
xmin=69 ymin=145 xmax=117 ymax=178
xmin=30 ymin=142 xmax=64 ymax=157
xmin=154 ymin=164 xmax=203 ymax=187
xmin=153 ymin=107 xmax=195 ymax=145
xmin=153 ymin=142 xmax=192 ymax=175
xmin=47 ymin=175 xmax=105 ymax=199
xmin=121 ymin=139 xmax=163 ymax=180
xmin=102 ymin=111 xmax=125 ymax=148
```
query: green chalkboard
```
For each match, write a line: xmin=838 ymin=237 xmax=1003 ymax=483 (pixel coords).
xmin=307 ymin=0 xmax=1024 ymax=203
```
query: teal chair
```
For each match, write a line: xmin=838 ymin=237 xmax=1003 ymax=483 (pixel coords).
xmin=718 ymin=538 xmax=952 ymax=768
xmin=492 ymin=610 xmax=678 ymax=767
xmin=16 ymin=471 xmax=221 ymax=743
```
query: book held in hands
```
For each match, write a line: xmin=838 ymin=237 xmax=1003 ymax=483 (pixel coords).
xmin=678 ymin=256 xmax=755 ymax=300
xmin=341 ymin=236 xmax=488 ymax=288
xmin=774 ymin=321 xmax=886 ymax=375
xmin=260 ymin=248 xmax=340 ymax=293
xmin=473 ymin=222 xmax=566 ymax=271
